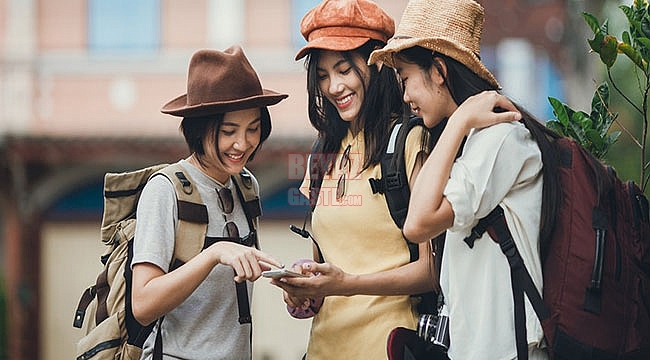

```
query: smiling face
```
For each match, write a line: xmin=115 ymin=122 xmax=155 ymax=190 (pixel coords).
xmin=202 ymin=108 xmax=262 ymax=183
xmin=316 ymin=50 xmax=370 ymax=127
xmin=395 ymin=57 xmax=455 ymax=129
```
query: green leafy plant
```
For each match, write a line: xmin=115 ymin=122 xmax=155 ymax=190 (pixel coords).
xmin=547 ymin=82 xmax=620 ymax=160
xmin=548 ymin=0 xmax=650 ymax=191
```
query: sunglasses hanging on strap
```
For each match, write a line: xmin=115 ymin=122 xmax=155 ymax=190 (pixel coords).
xmin=201 ymin=169 xmax=261 ymax=325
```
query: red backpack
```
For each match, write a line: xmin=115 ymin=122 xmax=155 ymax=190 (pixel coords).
xmin=468 ymin=137 xmax=650 ymax=359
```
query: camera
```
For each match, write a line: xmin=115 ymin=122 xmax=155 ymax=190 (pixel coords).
xmin=416 ymin=312 xmax=450 ymax=352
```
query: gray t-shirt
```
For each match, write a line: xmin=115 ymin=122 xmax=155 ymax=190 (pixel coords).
xmin=132 ymin=159 xmax=256 ymax=360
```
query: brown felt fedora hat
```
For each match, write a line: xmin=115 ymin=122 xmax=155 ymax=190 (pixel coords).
xmin=295 ymin=0 xmax=395 ymax=61
xmin=162 ymin=45 xmax=288 ymax=117
xmin=369 ymin=0 xmax=500 ymax=88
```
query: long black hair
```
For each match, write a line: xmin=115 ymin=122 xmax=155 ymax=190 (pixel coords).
xmin=395 ymin=46 xmax=561 ymax=258
xmin=304 ymin=40 xmax=411 ymax=174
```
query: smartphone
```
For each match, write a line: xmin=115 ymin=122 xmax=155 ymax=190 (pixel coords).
xmin=262 ymin=269 xmax=308 ymax=279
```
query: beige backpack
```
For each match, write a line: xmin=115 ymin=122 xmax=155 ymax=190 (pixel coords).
xmin=73 ymin=163 xmax=260 ymax=360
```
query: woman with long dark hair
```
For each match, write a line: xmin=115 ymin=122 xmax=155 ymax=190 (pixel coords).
xmin=370 ymin=0 xmax=559 ymax=358
xmin=270 ymin=1 xmax=437 ymax=359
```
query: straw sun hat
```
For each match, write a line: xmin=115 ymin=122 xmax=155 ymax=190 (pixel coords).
xmin=369 ymin=0 xmax=500 ymax=88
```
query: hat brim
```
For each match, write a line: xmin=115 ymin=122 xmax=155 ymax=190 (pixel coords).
xmin=369 ymin=37 xmax=500 ymax=89
xmin=295 ymin=36 xmax=371 ymax=60
xmin=161 ymin=89 xmax=288 ymax=117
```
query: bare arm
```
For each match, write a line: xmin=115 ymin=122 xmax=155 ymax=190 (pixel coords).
xmin=274 ymin=146 xmax=436 ymax=299
xmin=403 ymin=91 xmax=522 ymax=243
xmin=272 ymin=239 xmax=435 ymax=299
xmin=132 ymin=242 xmax=281 ymax=325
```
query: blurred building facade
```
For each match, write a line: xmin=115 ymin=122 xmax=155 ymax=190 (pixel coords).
xmin=0 ymin=0 xmax=602 ymax=359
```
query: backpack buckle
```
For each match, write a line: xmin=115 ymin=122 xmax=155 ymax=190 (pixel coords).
xmin=73 ymin=309 xmax=86 ymax=328
xmin=369 ymin=178 xmax=386 ymax=194
xmin=175 ymin=171 xmax=193 ymax=195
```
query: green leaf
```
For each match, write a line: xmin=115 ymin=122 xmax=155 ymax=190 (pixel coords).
xmin=600 ymin=35 xmax=618 ymax=67
xmin=567 ymin=121 xmax=582 ymax=140
xmin=601 ymin=113 xmax=618 ymax=137
xmin=586 ymin=129 xmax=605 ymax=149
xmin=571 ymin=111 xmax=591 ymax=132
xmin=634 ymin=2 xmax=646 ymax=21
xmin=623 ymin=30 xmax=632 ymax=45
xmin=588 ymin=33 xmax=605 ymax=53
xmin=607 ymin=131 xmax=621 ymax=145
xmin=591 ymin=82 xmax=610 ymax=112
xmin=637 ymin=36 xmax=650 ymax=49
xmin=592 ymin=83 xmax=609 ymax=133
xmin=633 ymin=37 xmax=650 ymax=66
xmin=548 ymin=97 xmax=569 ymax=126
xmin=577 ymin=111 xmax=593 ymax=129
xmin=582 ymin=12 xmax=602 ymax=35
xmin=641 ymin=16 xmax=650 ymax=37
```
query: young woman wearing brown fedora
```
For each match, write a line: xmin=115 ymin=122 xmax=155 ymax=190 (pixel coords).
xmin=269 ymin=1 xmax=438 ymax=359
xmin=130 ymin=45 xmax=287 ymax=359
xmin=370 ymin=0 xmax=559 ymax=359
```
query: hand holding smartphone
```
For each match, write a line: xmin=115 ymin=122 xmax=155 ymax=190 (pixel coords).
xmin=262 ymin=268 xmax=309 ymax=279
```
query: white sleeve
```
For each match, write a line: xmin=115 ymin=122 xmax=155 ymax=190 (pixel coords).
xmin=444 ymin=122 xmax=543 ymax=232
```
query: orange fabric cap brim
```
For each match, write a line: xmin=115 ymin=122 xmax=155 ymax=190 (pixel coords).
xmin=295 ymin=36 xmax=371 ymax=60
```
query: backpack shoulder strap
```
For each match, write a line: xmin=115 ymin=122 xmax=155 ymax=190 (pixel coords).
xmin=231 ymin=167 xmax=262 ymax=220
xmin=468 ymin=205 xmax=550 ymax=360
xmin=308 ymin=137 xmax=324 ymax=212
xmin=154 ymin=163 xmax=208 ymax=265
xmin=368 ymin=116 xmax=424 ymax=262
xmin=231 ymin=167 xmax=262 ymax=248
xmin=297 ymin=137 xmax=325 ymax=262
xmin=369 ymin=115 xmax=424 ymax=229
xmin=226 ymin=168 xmax=262 ymax=324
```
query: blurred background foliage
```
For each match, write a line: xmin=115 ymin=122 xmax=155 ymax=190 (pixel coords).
xmin=558 ymin=0 xmax=650 ymax=194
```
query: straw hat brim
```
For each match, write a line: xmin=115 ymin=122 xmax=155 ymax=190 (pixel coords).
xmin=161 ymin=89 xmax=288 ymax=117
xmin=369 ymin=37 xmax=500 ymax=89
xmin=295 ymin=36 xmax=370 ymax=60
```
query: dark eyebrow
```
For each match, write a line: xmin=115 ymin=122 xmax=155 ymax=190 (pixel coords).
xmin=317 ymin=58 xmax=350 ymax=72
xmin=222 ymin=117 xmax=261 ymax=128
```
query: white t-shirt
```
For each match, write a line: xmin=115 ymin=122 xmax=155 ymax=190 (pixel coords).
xmin=132 ymin=159 xmax=255 ymax=360
xmin=441 ymin=122 xmax=547 ymax=360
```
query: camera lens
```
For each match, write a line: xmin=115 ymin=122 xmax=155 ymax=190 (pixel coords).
xmin=417 ymin=314 xmax=437 ymax=342
xmin=416 ymin=313 xmax=450 ymax=351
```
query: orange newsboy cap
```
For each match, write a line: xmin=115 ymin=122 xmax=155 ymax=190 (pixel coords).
xmin=295 ymin=0 xmax=395 ymax=60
